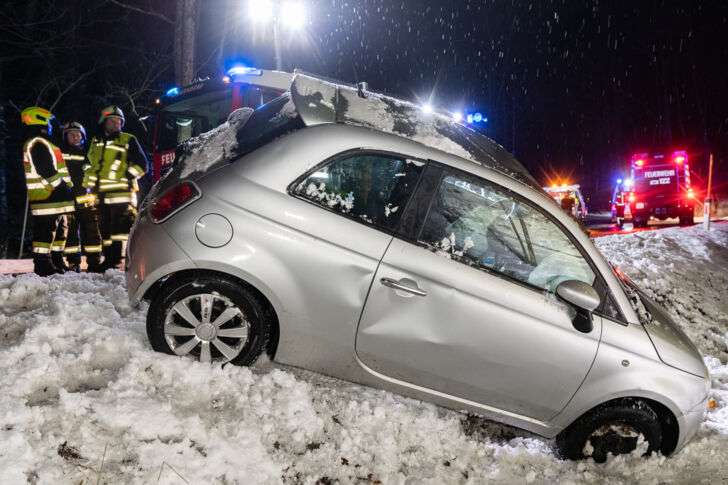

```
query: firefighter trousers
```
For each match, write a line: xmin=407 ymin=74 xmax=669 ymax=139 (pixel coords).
xmin=100 ymin=196 xmax=136 ymax=266
xmin=60 ymin=205 xmax=104 ymax=264
xmin=32 ymin=211 xmax=74 ymax=260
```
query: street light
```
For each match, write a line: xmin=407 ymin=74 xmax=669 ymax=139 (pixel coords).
xmin=247 ymin=0 xmax=307 ymax=70
xmin=280 ymin=1 xmax=306 ymax=30
xmin=249 ymin=0 xmax=274 ymax=23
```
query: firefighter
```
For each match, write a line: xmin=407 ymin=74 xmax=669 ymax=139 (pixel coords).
xmin=561 ymin=194 xmax=576 ymax=216
xmin=60 ymin=121 xmax=105 ymax=272
xmin=21 ymin=107 xmax=75 ymax=276
xmin=84 ymin=106 xmax=147 ymax=270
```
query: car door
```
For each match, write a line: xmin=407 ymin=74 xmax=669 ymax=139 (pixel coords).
xmin=275 ymin=150 xmax=424 ymax=371
xmin=355 ymin=165 xmax=602 ymax=422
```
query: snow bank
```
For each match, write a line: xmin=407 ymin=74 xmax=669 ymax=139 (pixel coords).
xmin=595 ymin=224 xmax=728 ymax=358
xmin=0 ymin=224 xmax=727 ymax=483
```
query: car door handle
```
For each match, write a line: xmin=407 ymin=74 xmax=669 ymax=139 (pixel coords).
xmin=380 ymin=277 xmax=427 ymax=296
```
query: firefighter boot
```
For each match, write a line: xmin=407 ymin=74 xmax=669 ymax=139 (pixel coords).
xmin=66 ymin=253 xmax=82 ymax=273
xmin=51 ymin=252 xmax=69 ymax=273
xmin=102 ymin=241 xmax=123 ymax=271
xmin=86 ymin=254 xmax=105 ymax=273
xmin=34 ymin=256 xmax=63 ymax=277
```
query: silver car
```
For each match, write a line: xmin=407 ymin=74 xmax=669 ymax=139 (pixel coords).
xmin=127 ymin=73 xmax=710 ymax=462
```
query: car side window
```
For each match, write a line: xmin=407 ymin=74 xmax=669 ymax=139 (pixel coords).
xmin=293 ymin=153 xmax=424 ymax=230
xmin=419 ymin=171 xmax=596 ymax=293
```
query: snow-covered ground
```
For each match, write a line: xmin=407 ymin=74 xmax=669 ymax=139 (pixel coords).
xmin=1 ymin=224 xmax=727 ymax=484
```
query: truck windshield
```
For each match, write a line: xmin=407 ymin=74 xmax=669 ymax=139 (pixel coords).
xmin=157 ymin=90 xmax=233 ymax=152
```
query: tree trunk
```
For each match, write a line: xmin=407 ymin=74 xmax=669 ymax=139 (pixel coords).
xmin=0 ymin=69 xmax=7 ymax=251
xmin=174 ymin=0 xmax=199 ymax=86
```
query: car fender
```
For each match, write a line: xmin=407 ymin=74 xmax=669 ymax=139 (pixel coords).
xmin=181 ymin=258 xmax=288 ymax=321
xmin=549 ymin=319 xmax=706 ymax=438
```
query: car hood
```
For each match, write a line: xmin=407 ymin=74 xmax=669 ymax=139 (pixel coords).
xmin=639 ymin=291 xmax=708 ymax=379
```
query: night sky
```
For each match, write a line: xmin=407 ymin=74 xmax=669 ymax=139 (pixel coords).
xmin=2 ymin=0 xmax=727 ymax=220
xmin=210 ymin=0 xmax=728 ymax=203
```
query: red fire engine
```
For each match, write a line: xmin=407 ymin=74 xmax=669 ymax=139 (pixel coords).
xmin=624 ymin=149 xmax=695 ymax=227
xmin=149 ymin=66 xmax=291 ymax=180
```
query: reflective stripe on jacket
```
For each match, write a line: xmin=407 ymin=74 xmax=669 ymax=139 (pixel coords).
xmin=62 ymin=144 xmax=89 ymax=197
xmin=23 ymin=137 xmax=72 ymax=202
xmin=84 ymin=132 xmax=146 ymax=193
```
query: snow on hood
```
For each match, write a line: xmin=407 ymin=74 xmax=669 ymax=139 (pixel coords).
xmin=176 ymin=107 xmax=254 ymax=178
xmin=291 ymin=72 xmax=541 ymax=189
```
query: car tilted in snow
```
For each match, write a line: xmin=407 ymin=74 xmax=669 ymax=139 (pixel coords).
xmin=127 ymin=72 xmax=710 ymax=462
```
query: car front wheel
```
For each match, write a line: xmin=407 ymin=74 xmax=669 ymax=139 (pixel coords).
xmin=147 ymin=275 xmax=271 ymax=365
xmin=556 ymin=400 xmax=662 ymax=462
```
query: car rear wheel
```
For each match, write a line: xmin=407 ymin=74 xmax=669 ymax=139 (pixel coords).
xmin=556 ymin=400 xmax=662 ymax=462
xmin=147 ymin=275 xmax=271 ymax=365
xmin=679 ymin=214 xmax=694 ymax=226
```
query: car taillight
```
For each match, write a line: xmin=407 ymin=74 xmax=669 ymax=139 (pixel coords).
xmin=149 ymin=181 xmax=200 ymax=223
xmin=687 ymin=188 xmax=694 ymax=199
xmin=628 ymin=192 xmax=636 ymax=203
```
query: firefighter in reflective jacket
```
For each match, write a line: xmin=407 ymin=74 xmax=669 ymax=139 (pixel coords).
xmin=84 ymin=106 xmax=147 ymax=269
xmin=21 ymin=107 xmax=75 ymax=276
xmin=60 ymin=121 xmax=105 ymax=272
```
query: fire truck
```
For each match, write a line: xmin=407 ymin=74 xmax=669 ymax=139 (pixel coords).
xmin=149 ymin=66 xmax=292 ymax=180
xmin=543 ymin=184 xmax=588 ymax=220
xmin=624 ymin=149 xmax=695 ymax=227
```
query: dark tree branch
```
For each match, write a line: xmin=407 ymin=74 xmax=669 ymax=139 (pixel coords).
xmin=49 ymin=66 xmax=101 ymax=111
xmin=107 ymin=0 xmax=174 ymax=24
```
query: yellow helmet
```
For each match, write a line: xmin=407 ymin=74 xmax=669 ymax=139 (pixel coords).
xmin=21 ymin=106 xmax=54 ymax=127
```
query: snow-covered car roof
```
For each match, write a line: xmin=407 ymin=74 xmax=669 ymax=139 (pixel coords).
xmin=289 ymin=72 xmax=540 ymax=189
xmin=168 ymin=71 xmax=541 ymax=191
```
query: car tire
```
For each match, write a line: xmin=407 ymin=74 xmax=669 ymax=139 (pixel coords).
xmin=147 ymin=275 xmax=271 ymax=366
xmin=555 ymin=399 xmax=662 ymax=462
xmin=679 ymin=214 xmax=694 ymax=226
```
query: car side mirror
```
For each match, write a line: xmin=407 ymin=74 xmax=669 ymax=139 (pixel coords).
xmin=556 ymin=280 xmax=601 ymax=333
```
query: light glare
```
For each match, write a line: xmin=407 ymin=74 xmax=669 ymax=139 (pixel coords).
xmin=280 ymin=1 xmax=306 ymax=29
xmin=249 ymin=0 xmax=274 ymax=23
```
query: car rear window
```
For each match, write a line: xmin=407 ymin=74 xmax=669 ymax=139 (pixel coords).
xmin=234 ymin=94 xmax=305 ymax=159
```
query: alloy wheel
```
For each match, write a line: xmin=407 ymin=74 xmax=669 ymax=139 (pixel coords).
xmin=163 ymin=293 xmax=249 ymax=363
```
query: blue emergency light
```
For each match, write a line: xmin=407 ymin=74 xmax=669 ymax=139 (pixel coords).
xmin=465 ymin=112 xmax=488 ymax=124
xmin=165 ymin=86 xmax=180 ymax=97
xmin=227 ymin=65 xmax=263 ymax=77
